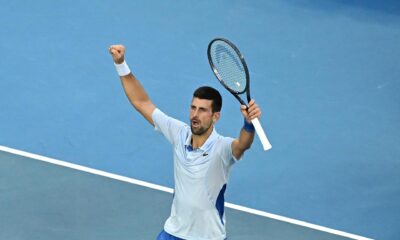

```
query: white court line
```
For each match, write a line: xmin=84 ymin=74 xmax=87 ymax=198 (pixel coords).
xmin=0 ymin=145 xmax=373 ymax=240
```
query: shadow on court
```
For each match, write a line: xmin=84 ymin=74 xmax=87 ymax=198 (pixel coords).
xmin=1 ymin=150 xmax=355 ymax=240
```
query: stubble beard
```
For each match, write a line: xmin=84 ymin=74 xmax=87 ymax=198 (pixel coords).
xmin=190 ymin=120 xmax=212 ymax=136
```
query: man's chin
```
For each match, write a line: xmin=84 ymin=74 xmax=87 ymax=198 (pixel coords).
xmin=191 ymin=126 xmax=205 ymax=136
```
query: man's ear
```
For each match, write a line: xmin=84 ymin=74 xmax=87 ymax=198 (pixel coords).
xmin=213 ymin=112 xmax=220 ymax=123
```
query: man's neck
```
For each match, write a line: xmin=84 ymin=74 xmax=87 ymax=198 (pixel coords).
xmin=191 ymin=127 xmax=214 ymax=149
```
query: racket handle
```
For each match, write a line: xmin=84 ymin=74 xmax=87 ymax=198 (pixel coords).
xmin=250 ymin=118 xmax=272 ymax=151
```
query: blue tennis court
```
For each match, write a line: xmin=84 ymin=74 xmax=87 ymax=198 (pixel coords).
xmin=1 ymin=1 xmax=399 ymax=239
xmin=0 ymin=146 xmax=370 ymax=240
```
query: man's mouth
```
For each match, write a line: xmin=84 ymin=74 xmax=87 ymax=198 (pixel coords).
xmin=191 ymin=119 xmax=200 ymax=127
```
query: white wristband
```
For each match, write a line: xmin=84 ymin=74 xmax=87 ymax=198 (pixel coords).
xmin=114 ymin=61 xmax=131 ymax=76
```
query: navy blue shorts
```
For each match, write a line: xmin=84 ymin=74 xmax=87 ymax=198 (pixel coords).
xmin=156 ymin=230 xmax=227 ymax=240
xmin=156 ymin=230 xmax=184 ymax=240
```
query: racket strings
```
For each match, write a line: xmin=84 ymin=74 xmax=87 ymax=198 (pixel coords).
xmin=210 ymin=41 xmax=247 ymax=93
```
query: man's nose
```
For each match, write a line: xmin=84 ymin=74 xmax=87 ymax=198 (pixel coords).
xmin=191 ymin=108 xmax=199 ymax=117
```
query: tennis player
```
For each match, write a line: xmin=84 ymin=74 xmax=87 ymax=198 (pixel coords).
xmin=109 ymin=45 xmax=261 ymax=240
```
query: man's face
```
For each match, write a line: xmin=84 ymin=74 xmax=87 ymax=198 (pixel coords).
xmin=190 ymin=97 xmax=219 ymax=136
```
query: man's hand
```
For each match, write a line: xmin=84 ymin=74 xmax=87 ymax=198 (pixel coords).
xmin=232 ymin=99 xmax=261 ymax=159
xmin=240 ymin=99 xmax=261 ymax=123
xmin=109 ymin=45 xmax=125 ymax=64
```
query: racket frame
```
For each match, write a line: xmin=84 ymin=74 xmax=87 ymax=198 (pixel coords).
xmin=207 ymin=37 xmax=272 ymax=151
xmin=207 ymin=38 xmax=251 ymax=106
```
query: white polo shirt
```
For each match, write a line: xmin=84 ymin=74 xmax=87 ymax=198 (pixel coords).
xmin=152 ymin=108 xmax=238 ymax=240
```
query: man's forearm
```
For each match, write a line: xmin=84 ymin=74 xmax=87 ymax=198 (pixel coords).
xmin=120 ymin=73 xmax=156 ymax=125
xmin=237 ymin=126 xmax=255 ymax=151
xmin=120 ymin=73 xmax=150 ymax=107
xmin=232 ymin=121 xmax=255 ymax=159
xmin=110 ymin=45 xmax=156 ymax=125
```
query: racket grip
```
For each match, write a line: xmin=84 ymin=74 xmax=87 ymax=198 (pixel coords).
xmin=250 ymin=118 xmax=272 ymax=151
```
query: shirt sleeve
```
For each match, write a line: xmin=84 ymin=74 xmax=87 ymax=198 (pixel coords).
xmin=220 ymin=136 xmax=241 ymax=168
xmin=152 ymin=108 xmax=187 ymax=145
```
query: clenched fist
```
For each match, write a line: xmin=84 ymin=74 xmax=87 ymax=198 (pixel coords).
xmin=109 ymin=45 xmax=126 ymax=64
xmin=241 ymin=99 xmax=261 ymax=123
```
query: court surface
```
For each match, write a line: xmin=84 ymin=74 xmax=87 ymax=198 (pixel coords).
xmin=1 ymin=147 xmax=369 ymax=240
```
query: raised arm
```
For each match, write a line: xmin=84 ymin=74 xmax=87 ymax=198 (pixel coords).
xmin=109 ymin=45 xmax=156 ymax=126
xmin=231 ymin=99 xmax=261 ymax=159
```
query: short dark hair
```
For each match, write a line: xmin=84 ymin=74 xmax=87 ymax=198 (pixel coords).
xmin=193 ymin=86 xmax=222 ymax=112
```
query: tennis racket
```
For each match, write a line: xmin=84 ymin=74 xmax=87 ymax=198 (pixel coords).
xmin=207 ymin=38 xmax=272 ymax=151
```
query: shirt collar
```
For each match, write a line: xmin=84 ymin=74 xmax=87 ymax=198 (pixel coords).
xmin=185 ymin=127 xmax=219 ymax=151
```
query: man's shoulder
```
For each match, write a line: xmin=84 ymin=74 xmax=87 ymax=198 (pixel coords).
xmin=153 ymin=108 xmax=187 ymax=127
xmin=211 ymin=133 xmax=235 ymax=151
xmin=152 ymin=108 xmax=189 ymax=145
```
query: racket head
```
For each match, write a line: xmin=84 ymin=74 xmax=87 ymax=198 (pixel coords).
xmin=207 ymin=38 xmax=250 ymax=100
